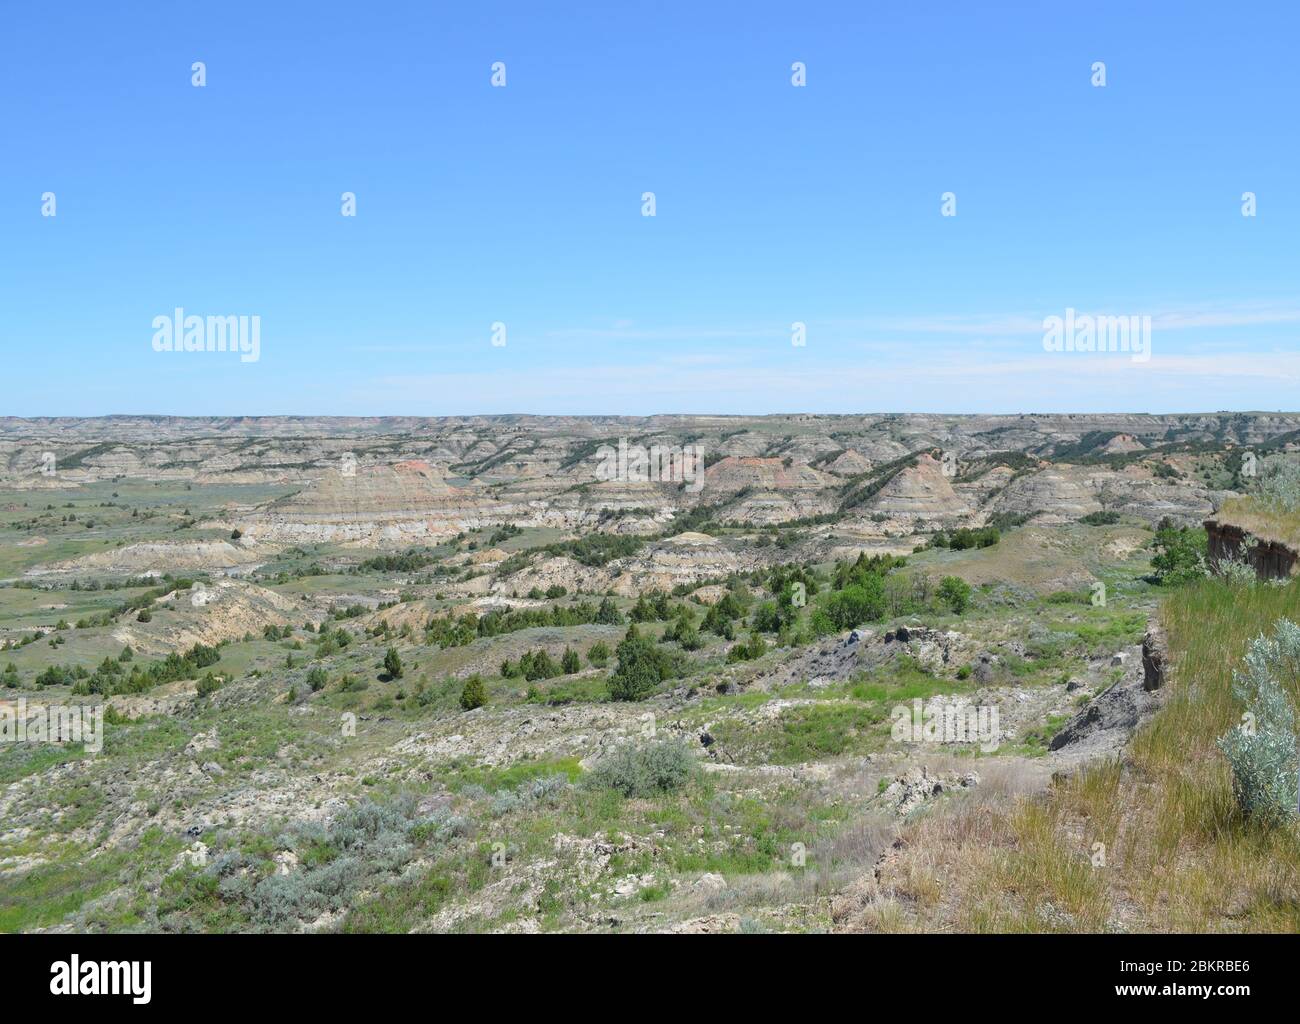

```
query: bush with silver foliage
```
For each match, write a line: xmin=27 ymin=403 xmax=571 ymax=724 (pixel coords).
xmin=1217 ymin=617 xmax=1300 ymax=828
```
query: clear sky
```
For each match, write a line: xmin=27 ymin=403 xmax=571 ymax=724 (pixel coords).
xmin=3 ymin=1 xmax=1298 ymax=417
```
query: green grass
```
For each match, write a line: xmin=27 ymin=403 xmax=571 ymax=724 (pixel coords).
xmin=340 ymin=849 xmax=490 ymax=934
xmin=712 ymin=702 xmax=886 ymax=765
xmin=447 ymin=756 xmax=584 ymax=793
xmin=0 ymin=827 xmax=183 ymax=932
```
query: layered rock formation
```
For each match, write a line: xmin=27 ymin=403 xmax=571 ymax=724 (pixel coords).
xmin=3 ymin=414 xmax=1291 ymax=550
xmin=864 ymin=453 xmax=970 ymax=523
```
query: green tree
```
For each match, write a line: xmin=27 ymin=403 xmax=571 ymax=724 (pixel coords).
xmin=628 ymin=595 xmax=656 ymax=623
xmin=521 ymin=649 xmax=560 ymax=681
xmin=607 ymin=627 xmax=680 ymax=701
xmin=383 ymin=646 xmax=404 ymax=679
xmin=595 ymin=597 xmax=624 ymax=625
xmin=937 ymin=576 xmax=973 ymax=614
xmin=824 ymin=577 xmax=886 ymax=629
xmin=459 ymin=674 xmax=488 ymax=711
xmin=561 ymin=646 xmax=581 ymax=674
xmin=751 ymin=600 xmax=785 ymax=633
xmin=196 ymin=672 xmax=222 ymax=698
xmin=1151 ymin=524 xmax=1208 ymax=585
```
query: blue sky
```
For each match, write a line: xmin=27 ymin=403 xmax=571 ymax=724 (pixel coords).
xmin=2 ymin=1 xmax=1298 ymax=416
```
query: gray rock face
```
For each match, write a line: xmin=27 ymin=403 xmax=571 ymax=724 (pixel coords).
xmin=1050 ymin=637 xmax=1164 ymax=757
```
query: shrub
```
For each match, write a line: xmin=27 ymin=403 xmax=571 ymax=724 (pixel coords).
xmin=824 ymin=577 xmax=886 ymax=629
xmin=490 ymin=774 xmax=570 ymax=816
xmin=561 ymin=647 xmax=580 ymax=674
xmin=607 ymin=627 xmax=682 ymax=701
xmin=339 ymin=673 xmax=367 ymax=692
xmin=382 ymin=647 xmax=403 ymax=679
xmin=136 ymin=608 xmax=153 ymax=623
xmin=595 ymin=597 xmax=624 ymax=625
xmin=673 ymin=623 xmax=703 ymax=651
xmin=585 ymin=738 xmax=694 ymax=797
xmin=751 ymin=601 xmax=785 ymax=633
xmin=196 ymin=672 xmax=222 ymax=698
xmin=459 ymin=674 xmax=487 ymax=711
xmin=701 ymin=602 xmax=736 ymax=640
xmin=1255 ymin=458 xmax=1300 ymax=515
xmin=521 ymin=649 xmax=559 ymax=681
xmin=1151 ymin=524 xmax=1208 ymax=585
xmin=1216 ymin=617 xmax=1300 ymax=828
xmin=809 ymin=608 xmax=836 ymax=638
xmin=587 ymin=641 xmax=610 ymax=667
xmin=1219 ymin=538 xmax=1260 ymax=585
xmin=306 ymin=666 xmax=328 ymax=692
xmin=726 ymin=632 xmax=768 ymax=663
xmin=937 ymin=576 xmax=972 ymax=614
xmin=1078 ymin=510 xmax=1121 ymax=526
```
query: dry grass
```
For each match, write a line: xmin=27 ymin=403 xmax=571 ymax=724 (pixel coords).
xmin=1215 ymin=495 xmax=1300 ymax=551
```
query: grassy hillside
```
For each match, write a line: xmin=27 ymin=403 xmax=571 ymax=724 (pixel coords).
xmin=851 ymin=576 xmax=1300 ymax=932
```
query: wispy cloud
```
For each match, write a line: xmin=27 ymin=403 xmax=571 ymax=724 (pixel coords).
xmin=354 ymin=343 xmax=1300 ymax=415
xmin=839 ymin=301 xmax=1300 ymax=336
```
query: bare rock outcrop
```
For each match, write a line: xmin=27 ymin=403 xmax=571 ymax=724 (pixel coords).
xmin=1142 ymin=623 xmax=1169 ymax=692
xmin=865 ymin=453 xmax=970 ymax=521
xmin=1049 ymin=639 xmax=1164 ymax=760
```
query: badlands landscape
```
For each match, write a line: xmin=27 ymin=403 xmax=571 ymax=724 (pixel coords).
xmin=2 ymin=412 xmax=1299 ymax=933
